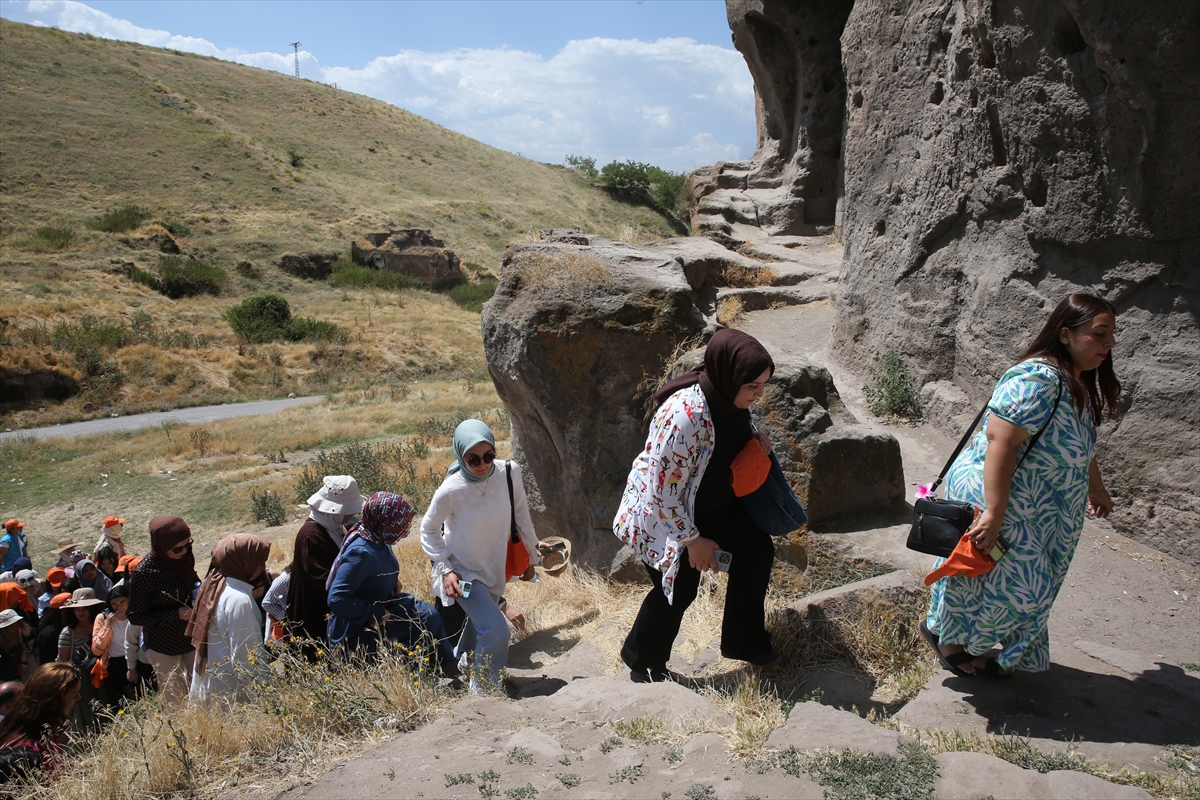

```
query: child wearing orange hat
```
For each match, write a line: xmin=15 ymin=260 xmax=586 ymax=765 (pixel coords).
xmin=95 ymin=517 xmax=127 ymax=558
xmin=0 ymin=521 xmax=28 ymax=574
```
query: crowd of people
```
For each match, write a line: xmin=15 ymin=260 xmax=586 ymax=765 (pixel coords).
xmin=0 ymin=292 xmax=1121 ymax=782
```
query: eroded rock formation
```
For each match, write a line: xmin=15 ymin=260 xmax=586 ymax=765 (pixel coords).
xmin=717 ymin=0 xmax=1199 ymax=564
xmin=481 ymin=230 xmax=903 ymax=573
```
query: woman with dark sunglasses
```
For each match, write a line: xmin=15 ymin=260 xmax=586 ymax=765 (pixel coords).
xmin=420 ymin=420 xmax=549 ymax=695
xmin=127 ymin=516 xmax=200 ymax=705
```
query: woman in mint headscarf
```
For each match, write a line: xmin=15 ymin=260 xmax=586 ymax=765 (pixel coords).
xmin=420 ymin=420 xmax=547 ymax=694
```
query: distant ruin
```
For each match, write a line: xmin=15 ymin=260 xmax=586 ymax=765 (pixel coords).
xmin=351 ymin=229 xmax=462 ymax=289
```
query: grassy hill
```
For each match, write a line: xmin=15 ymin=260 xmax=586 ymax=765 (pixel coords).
xmin=0 ymin=20 xmax=676 ymax=427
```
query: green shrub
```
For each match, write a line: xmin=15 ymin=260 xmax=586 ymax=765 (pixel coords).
xmin=224 ymin=293 xmax=293 ymax=343
xmin=250 ymin=489 xmax=287 ymax=526
xmin=287 ymin=148 xmax=305 ymax=168
xmin=448 ymin=279 xmax=498 ymax=312
xmin=158 ymin=218 xmax=191 ymax=238
xmin=126 ymin=264 xmax=160 ymax=292
xmin=224 ymin=293 xmax=345 ymax=344
xmin=564 ymin=154 xmax=598 ymax=179
xmin=87 ymin=204 xmax=149 ymax=233
xmin=155 ymin=256 xmax=227 ymax=298
xmin=285 ymin=315 xmax=343 ymax=342
xmin=19 ymin=225 xmax=76 ymax=252
xmin=597 ymin=160 xmax=686 ymax=220
xmin=862 ymin=350 xmax=920 ymax=419
xmin=329 ymin=259 xmax=424 ymax=291
xmin=49 ymin=317 xmax=135 ymax=355
xmin=293 ymin=440 xmax=444 ymax=511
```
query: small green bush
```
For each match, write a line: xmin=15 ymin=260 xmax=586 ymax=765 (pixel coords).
xmin=155 ymin=256 xmax=228 ymax=299
xmin=224 ymin=293 xmax=293 ymax=343
xmin=329 ymin=259 xmax=424 ymax=291
xmin=250 ymin=489 xmax=287 ymax=526
xmin=224 ymin=293 xmax=345 ymax=344
xmin=285 ymin=315 xmax=343 ymax=342
xmin=862 ymin=350 xmax=921 ymax=419
xmin=19 ymin=225 xmax=76 ymax=252
xmin=287 ymin=148 xmax=305 ymax=168
xmin=127 ymin=265 xmax=160 ymax=292
xmin=88 ymin=204 xmax=149 ymax=233
xmin=448 ymin=279 xmax=498 ymax=312
xmin=158 ymin=218 xmax=191 ymax=238
xmin=49 ymin=317 xmax=135 ymax=355
xmin=293 ymin=440 xmax=444 ymax=511
xmin=564 ymin=154 xmax=598 ymax=179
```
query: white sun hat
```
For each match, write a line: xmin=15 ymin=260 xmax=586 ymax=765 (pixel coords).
xmin=307 ymin=475 xmax=366 ymax=515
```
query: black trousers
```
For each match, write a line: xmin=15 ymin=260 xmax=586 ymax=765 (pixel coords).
xmin=621 ymin=500 xmax=775 ymax=671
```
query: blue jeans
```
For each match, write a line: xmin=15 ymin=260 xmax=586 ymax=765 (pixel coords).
xmin=454 ymin=588 xmax=509 ymax=691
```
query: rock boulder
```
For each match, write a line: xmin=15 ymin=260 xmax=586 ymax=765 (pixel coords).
xmin=482 ymin=230 xmax=903 ymax=573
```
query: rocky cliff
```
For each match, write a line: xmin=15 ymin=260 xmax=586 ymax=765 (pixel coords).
xmin=717 ymin=0 xmax=1199 ymax=564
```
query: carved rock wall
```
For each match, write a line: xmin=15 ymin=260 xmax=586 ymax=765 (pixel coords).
xmin=721 ymin=0 xmax=1200 ymax=564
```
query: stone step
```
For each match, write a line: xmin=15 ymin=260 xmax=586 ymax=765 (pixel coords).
xmin=716 ymin=284 xmax=833 ymax=311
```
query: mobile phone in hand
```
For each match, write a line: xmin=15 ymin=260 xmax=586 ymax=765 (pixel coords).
xmin=988 ymin=536 xmax=1010 ymax=563
xmin=714 ymin=549 xmax=733 ymax=573
xmin=459 ymin=580 xmax=473 ymax=598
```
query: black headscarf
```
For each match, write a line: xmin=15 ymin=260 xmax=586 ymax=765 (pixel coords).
xmin=148 ymin=515 xmax=200 ymax=585
xmin=654 ymin=329 xmax=775 ymax=415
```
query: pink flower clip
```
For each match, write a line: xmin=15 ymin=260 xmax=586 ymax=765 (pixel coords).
xmin=914 ymin=483 xmax=935 ymax=500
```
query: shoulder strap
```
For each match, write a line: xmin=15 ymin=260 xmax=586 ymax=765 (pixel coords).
xmin=1015 ymin=376 xmax=1064 ymax=471
xmin=506 ymin=462 xmax=518 ymax=542
xmin=929 ymin=372 xmax=1065 ymax=493
xmin=929 ymin=404 xmax=988 ymax=493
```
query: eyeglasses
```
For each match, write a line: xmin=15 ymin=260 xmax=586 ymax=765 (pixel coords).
xmin=464 ymin=451 xmax=496 ymax=468
xmin=168 ymin=540 xmax=193 ymax=555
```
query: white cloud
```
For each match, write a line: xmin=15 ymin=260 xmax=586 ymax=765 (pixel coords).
xmin=13 ymin=1 xmax=755 ymax=171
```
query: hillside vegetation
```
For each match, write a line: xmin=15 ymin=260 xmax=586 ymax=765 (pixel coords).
xmin=0 ymin=20 xmax=676 ymax=426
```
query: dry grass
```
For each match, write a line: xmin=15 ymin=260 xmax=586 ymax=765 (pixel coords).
xmin=14 ymin=645 xmax=451 ymax=800
xmin=516 ymin=251 xmax=616 ymax=294
xmin=617 ymin=222 xmax=664 ymax=246
xmin=713 ymin=262 xmax=779 ymax=288
xmin=716 ymin=296 xmax=746 ymax=328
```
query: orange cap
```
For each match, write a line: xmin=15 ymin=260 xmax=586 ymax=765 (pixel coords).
xmin=730 ymin=439 xmax=772 ymax=497
xmin=102 ymin=516 xmax=125 ymax=530
xmin=49 ymin=592 xmax=73 ymax=609
xmin=924 ymin=535 xmax=997 ymax=586
xmin=2 ymin=520 xmax=24 ymax=532
xmin=46 ymin=567 xmax=67 ymax=588
xmin=126 ymin=557 xmax=142 ymax=573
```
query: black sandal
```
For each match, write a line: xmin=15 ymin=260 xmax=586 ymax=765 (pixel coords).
xmin=920 ymin=621 xmax=975 ymax=678
xmin=979 ymin=659 xmax=1012 ymax=679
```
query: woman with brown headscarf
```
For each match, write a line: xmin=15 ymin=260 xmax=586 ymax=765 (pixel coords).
xmin=187 ymin=533 xmax=271 ymax=704
xmin=127 ymin=515 xmax=200 ymax=704
xmin=615 ymin=329 xmax=780 ymax=682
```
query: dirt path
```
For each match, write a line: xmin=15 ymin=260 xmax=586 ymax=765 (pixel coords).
xmin=0 ymin=395 xmax=324 ymax=442
xmin=742 ymin=302 xmax=1200 ymax=771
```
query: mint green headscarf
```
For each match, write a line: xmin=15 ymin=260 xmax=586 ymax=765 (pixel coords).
xmin=448 ymin=419 xmax=496 ymax=483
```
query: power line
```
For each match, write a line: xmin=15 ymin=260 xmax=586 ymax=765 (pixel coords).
xmin=290 ymin=42 xmax=301 ymax=78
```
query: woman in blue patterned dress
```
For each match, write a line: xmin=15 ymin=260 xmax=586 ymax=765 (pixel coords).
xmin=925 ymin=294 xmax=1120 ymax=676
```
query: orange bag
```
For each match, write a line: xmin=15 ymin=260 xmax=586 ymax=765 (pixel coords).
xmin=504 ymin=463 xmax=531 ymax=581
xmin=730 ymin=438 xmax=771 ymax=497
xmin=924 ymin=534 xmax=996 ymax=586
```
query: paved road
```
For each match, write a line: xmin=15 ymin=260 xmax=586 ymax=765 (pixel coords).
xmin=0 ymin=396 xmax=325 ymax=442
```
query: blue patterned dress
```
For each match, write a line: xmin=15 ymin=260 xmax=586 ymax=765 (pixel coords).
xmin=926 ymin=359 xmax=1095 ymax=671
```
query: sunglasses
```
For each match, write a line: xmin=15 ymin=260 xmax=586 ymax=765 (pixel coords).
xmin=168 ymin=540 xmax=193 ymax=555
xmin=464 ymin=451 xmax=496 ymax=468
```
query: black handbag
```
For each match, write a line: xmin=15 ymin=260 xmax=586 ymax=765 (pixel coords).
xmin=908 ymin=377 xmax=1062 ymax=557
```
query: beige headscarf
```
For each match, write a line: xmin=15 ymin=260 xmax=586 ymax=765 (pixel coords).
xmin=186 ymin=533 xmax=271 ymax=675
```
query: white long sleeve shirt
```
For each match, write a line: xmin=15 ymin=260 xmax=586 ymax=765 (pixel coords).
xmin=420 ymin=460 xmax=539 ymax=603
xmin=188 ymin=577 xmax=266 ymax=704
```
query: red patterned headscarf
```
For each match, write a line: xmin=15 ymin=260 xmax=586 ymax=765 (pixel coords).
xmin=325 ymin=492 xmax=415 ymax=590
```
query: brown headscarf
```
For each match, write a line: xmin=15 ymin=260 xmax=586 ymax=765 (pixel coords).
xmin=186 ymin=533 xmax=271 ymax=675
xmin=654 ymin=329 xmax=775 ymax=415
xmin=148 ymin=515 xmax=200 ymax=585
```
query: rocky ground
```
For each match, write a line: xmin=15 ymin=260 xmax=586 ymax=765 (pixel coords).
xmin=281 ymin=227 xmax=1198 ymax=800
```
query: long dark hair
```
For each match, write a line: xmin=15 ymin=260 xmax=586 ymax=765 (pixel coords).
xmin=1019 ymin=294 xmax=1120 ymax=423
xmin=0 ymin=663 xmax=78 ymax=745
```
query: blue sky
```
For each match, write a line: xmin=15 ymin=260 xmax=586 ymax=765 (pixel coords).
xmin=0 ymin=0 xmax=756 ymax=171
